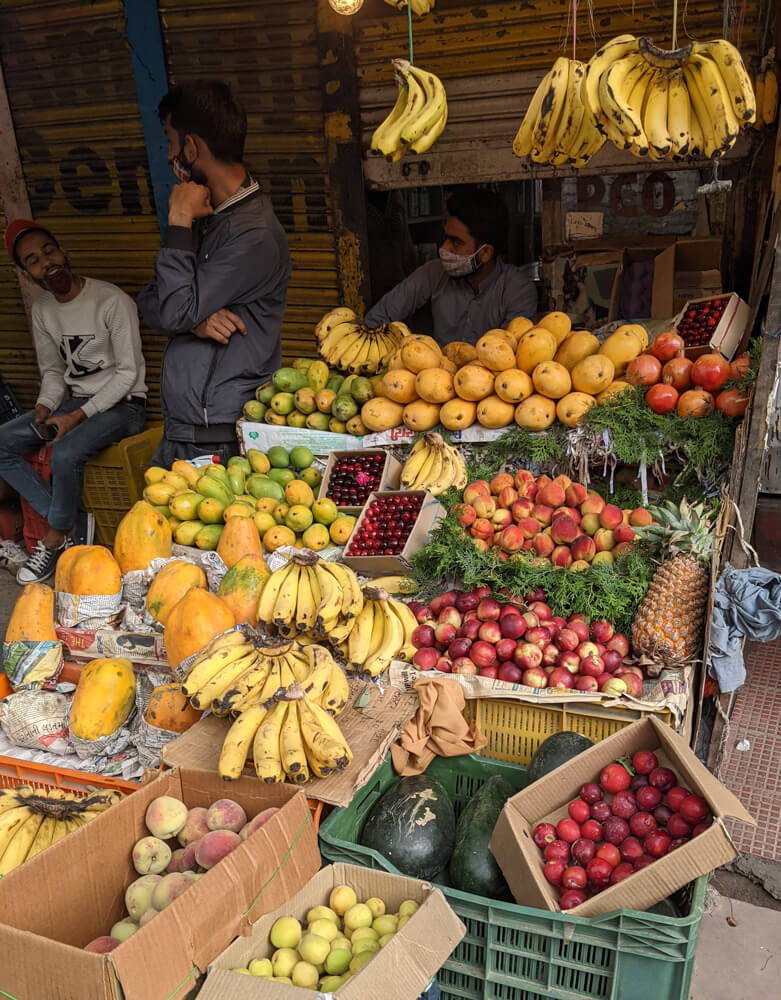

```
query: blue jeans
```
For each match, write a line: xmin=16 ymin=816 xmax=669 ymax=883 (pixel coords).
xmin=0 ymin=398 xmax=146 ymax=533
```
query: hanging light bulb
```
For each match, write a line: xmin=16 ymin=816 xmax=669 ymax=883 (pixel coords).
xmin=328 ymin=0 xmax=364 ymax=14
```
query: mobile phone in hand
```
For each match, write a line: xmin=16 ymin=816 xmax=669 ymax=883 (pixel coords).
xmin=31 ymin=420 xmax=57 ymax=442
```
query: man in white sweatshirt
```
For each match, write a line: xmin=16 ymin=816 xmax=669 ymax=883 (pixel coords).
xmin=1 ymin=219 xmax=147 ymax=584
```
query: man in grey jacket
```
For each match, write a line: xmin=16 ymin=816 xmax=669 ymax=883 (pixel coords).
xmin=138 ymin=81 xmax=291 ymax=465
xmin=364 ymin=187 xmax=537 ymax=346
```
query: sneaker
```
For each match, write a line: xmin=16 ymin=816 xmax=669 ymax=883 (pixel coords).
xmin=0 ymin=540 xmax=27 ymax=576
xmin=16 ymin=540 xmax=67 ymax=584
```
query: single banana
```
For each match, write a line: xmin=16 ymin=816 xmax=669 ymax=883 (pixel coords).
xmin=371 ymin=79 xmax=409 ymax=153
xmin=369 ymin=574 xmax=418 ymax=596
xmin=688 ymin=101 xmax=705 ymax=157
xmin=0 ymin=806 xmax=34 ymax=858
xmin=182 ymin=635 xmax=253 ymax=696
xmin=693 ymin=39 xmax=755 ymax=124
xmin=321 ymin=661 xmax=351 ymax=716
xmin=253 ymin=702 xmax=287 ymax=784
xmin=298 ymin=701 xmax=350 ymax=777
xmin=515 ymin=69 xmax=554 ymax=157
xmin=387 ymin=596 xmax=419 ymax=660
xmin=315 ymin=306 xmax=357 ymax=342
xmin=0 ymin=810 xmax=43 ymax=875
xmin=348 ymin=598 xmax=377 ymax=669
xmin=301 ymin=698 xmax=353 ymax=763
xmin=531 ymin=57 xmax=570 ymax=162
xmin=294 ymin=566 xmax=318 ymax=633
xmin=666 ymin=69 xmax=691 ymax=157
xmin=319 ymin=560 xmax=363 ymax=620
xmin=409 ymin=97 xmax=447 ymax=154
xmin=272 ymin=561 xmax=301 ymax=629
xmin=313 ymin=561 xmax=342 ymax=630
xmin=585 ymin=34 xmax=640 ymax=131
xmin=601 ymin=54 xmax=646 ymax=138
xmin=426 ymin=446 xmax=457 ymax=495
xmin=25 ymin=814 xmax=57 ymax=861
xmin=189 ymin=650 xmax=259 ymax=710
xmin=555 ymin=61 xmax=587 ymax=156
xmin=258 ymin=657 xmax=283 ymax=704
xmin=684 ymin=54 xmax=739 ymax=156
xmin=219 ymin=703 xmax=268 ymax=781
xmin=49 ymin=819 xmax=70 ymax=846
xmin=213 ymin=655 xmax=271 ymax=715
xmin=301 ymin=644 xmax=337 ymax=701
xmin=280 ymin=702 xmax=310 ymax=784
xmin=643 ymin=70 xmax=673 ymax=159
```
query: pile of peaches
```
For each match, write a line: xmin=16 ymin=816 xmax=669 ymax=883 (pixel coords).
xmin=455 ymin=471 xmax=653 ymax=568
xmin=621 ymin=331 xmax=749 ymax=419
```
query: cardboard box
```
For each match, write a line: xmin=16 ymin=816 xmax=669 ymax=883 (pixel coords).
xmin=318 ymin=449 xmax=403 ymax=516
xmin=199 ymin=863 xmax=465 ymax=1000
xmin=490 ymin=715 xmax=754 ymax=918
xmin=341 ymin=490 xmax=446 ymax=576
xmin=0 ymin=767 xmax=320 ymax=1000
xmin=673 ymin=292 xmax=751 ymax=361
xmin=607 ymin=238 xmax=675 ymax=321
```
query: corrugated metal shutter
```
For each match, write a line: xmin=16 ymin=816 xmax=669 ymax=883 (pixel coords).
xmin=357 ymin=0 xmax=763 ymax=188
xmin=158 ymin=0 xmax=340 ymax=361
xmin=0 ymin=0 xmax=164 ymax=414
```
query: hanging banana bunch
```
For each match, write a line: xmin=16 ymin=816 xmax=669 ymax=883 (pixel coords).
xmin=754 ymin=48 xmax=779 ymax=129
xmin=384 ymin=0 xmax=435 ymax=13
xmin=371 ymin=58 xmax=448 ymax=161
xmin=315 ymin=306 xmax=410 ymax=374
xmin=513 ymin=57 xmax=606 ymax=167
xmin=583 ymin=33 xmax=755 ymax=162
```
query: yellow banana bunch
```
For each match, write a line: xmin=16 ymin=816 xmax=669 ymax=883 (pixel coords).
xmin=514 ymin=57 xmax=606 ymax=167
xmin=384 ymin=0 xmax=435 ymax=13
xmin=0 ymin=784 xmax=122 ymax=875
xmin=372 ymin=58 xmax=448 ymax=161
xmin=754 ymin=50 xmax=778 ymax=128
xmin=347 ymin=586 xmax=417 ymax=677
xmin=400 ymin=432 xmax=467 ymax=495
xmin=583 ymin=34 xmax=755 ymax=162
xmin=315 ymin=307 xmax=407 ymax=374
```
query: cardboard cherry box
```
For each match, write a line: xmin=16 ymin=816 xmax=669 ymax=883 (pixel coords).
xmin=673 ymin=292 xmax=750 ymax=361
xmin=198 ymin=862 xmax=465 ymax=1000
xmin=0 ymin=767 xmax=320 ymax=1000
xmin=341 ymin=490 xmax=446 ymax=576
xmin=318 ymin=449 xmax=403 ymax=516
xmin=490 ymin=715 xmax=754 ymax=918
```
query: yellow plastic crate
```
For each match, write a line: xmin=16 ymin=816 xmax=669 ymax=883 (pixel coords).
xmin=464 ymin=697 xmax=674 ymax=766
xmin=82 ymin=423 xmax=163 ymax=545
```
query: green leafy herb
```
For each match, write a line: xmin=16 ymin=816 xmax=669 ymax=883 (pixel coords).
xmin=465 ymin=425 xmax=568 ymax=481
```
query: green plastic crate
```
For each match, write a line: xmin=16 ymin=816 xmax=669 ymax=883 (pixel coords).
xmin=319 ymin=754 xmax=706 ymax=1000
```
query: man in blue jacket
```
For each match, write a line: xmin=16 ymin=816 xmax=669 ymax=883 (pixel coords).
xmin=138 ymin=81 xmax=291 ymax=465
xmin=364 ymin=187 xmax=537 ymax=346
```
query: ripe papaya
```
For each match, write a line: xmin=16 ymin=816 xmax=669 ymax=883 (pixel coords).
xmin=54 ymin=545 xmax=121 ymax=595
xmin=144 ymin=683 xmax=202 ymax=733
xmin=146 ymin=560 xmax=208 ymax=625
xmin=69 ymin=657 xmax=136 ymax=741
xmin=5 ymin=583 xmax=57 ymax=643
xmin=164 ymin=590 xmax=235 ymax=669
xmin=113 ymin=501 xmax=172 ymax=574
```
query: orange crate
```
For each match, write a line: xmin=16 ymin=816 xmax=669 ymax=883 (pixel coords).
xmin=0 ymin=755 xmax=139 ymax=797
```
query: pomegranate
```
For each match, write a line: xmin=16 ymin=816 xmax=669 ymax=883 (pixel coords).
xmin=678 ymin=794 xmax=709 ymax=825
xmin=665 ymin=786 xmax=690 ymax=812
xmin=556 ymin=818 xmax=581 ymax=844
xmin=560 ymin=888 xmax=587 ymax=910
xmin=610 ymin=791 xmax=638 ymax=819
xmin=619 ymin=836 xmax=644 ymax=862
xmin=648 ymin=766 xmax=677 ymax=792
xmin=645 ymin=382 xmax=678 ymax=414
xmin=581 ymin=818 xmax=604 ymax=841
xmin=666 ymin=813 xmax=693 ymax=838
xmin=544 ymin=859 xmax=567 ymax=886
xmin=544 ymin=839 xmax=571 ymax=864
xmin=568 ymin=799 xmax=591 ymax=824
xmin=643 ymin=829 xmax=671 ymax=858
xmin=579 ymin=782 xmax=603 ymax=804
xmin=677 ymin=387 xmax=714 ymax=418
xmin=602 ymin=816 xmax=630 ymax=845
xmin=596 ymin=843 xmax=621 ymax=868
xmin=631 ymin=750 xmax=658 ymax=774
xmin=610 ymin=861 xmax=635 ymax=884
xmin=651 ymin=330 xmax=685 ymax=362
xmin=635 ymin=785 xmax=663 ymax=811
xmin=691 ymin=353 xmax=730 ymax=393
xmin=629 ymin=811 xmax=656 ymax=838
xmin=571 ymin=838 xmax=597 ymax=866
xmin=599 ymin=763 xmax=632 ymax=794
xmin=587 ymin=857 xmax=613 ymax=886
xmin=716 ymin=386 xmax=749 ymax=417
xmin=662 ymin=356 xmax=693 ymax=391
xmin=729 ymin=353 xmax=749 ymax=379
xmin=626 ymin=353 xmax=662 ymax=386
xmin=561 ymin=866 xmax=587 ymax=890
xmin=653 ymin=804 xmax=673 ymax=827
xmin=590 ymin=801 xmax=611 ymax=823
xmin=532 ymin=822 xmax=557 ymax=849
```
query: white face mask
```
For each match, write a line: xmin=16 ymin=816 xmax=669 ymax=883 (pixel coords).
xmin=439 ymin=244 xmax=487 ymax=277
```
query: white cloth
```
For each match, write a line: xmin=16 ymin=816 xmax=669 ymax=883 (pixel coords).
xmin=32 ymin=277 xmax=147 ymax=418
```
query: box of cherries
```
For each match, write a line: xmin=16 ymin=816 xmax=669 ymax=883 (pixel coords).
xmin=673 ymin=292 xmax=750 ymax=361
xmin=342 ymin=490 xmax=446 ymax=574
xmin=319 ymin=450 xmax=402 ymax=514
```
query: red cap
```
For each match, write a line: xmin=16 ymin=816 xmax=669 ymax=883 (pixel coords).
xmin=4 ymin=219 xmax=56 ymax=263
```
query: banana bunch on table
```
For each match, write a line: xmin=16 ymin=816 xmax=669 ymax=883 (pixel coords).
xmin=583 ymin=34 xmax=755 ymax=160
xmin=0 ymin=785 xmax=122 ymax=875
xmin=342 ymin=586 xmax=418 ymax=679
xmin=400 ymin=431 xmax=468 ymax=495
xmin=315 ymin=306 xmax=410 ymax=374
xmin=371 ymin=58 xmax=448 ymax=161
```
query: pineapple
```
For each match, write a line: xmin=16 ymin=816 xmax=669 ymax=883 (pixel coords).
xmin=631 ymin=499 xmax=713 ymax=669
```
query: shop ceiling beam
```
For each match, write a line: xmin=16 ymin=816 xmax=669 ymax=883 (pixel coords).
xmin=316 ymin=0 xmax=371 ymax=313
xmin=122 ymin=0 xmax=171 ymax=236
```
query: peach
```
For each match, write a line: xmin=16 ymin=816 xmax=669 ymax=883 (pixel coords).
xmin=594 ymin=528 xmax=615 ymax=552
xmin=490 ymin=472 xmax=515 ymax=495
xmin=613 ymin=524 xmax=635 ymax=544
xmin=463 ymin=481 xmax=491 ymax=505
xmin=455 ymin=503 xmax=476 ymax=527
xmin=599 ymin=504 xmax=623 ymax=530
xmin=85 ymin=936 xmax=120 ymax=954
xmin=570 ymin=560 xmax=591 ymax=571
xmin=515 ymin=478 xmax=538 ymax=500
xmin=151 ymin=872 xmax=192 ymax=911
xmin=629 ymin=507 xmax=654 ymax=526
xmin=580 ymin=513 xmax=601 ymax=535
xmin=591 ymin=550 xmax=614 ymax=565
xmin=614 ymin=541 xmax=634 ymax=558
xmin=240 ymin=807 xmax=280 ymax=841
xmin=179 ymin=841 xmax=200 ymax=872
xmin=514 ymin=469 xmax=535 ymax=488
xmin=125 ymin=874 xmax=162 ymax=921
xmin=522 ymin=538 xmax=536 ymax=551
xmin=551 ymin=545 xmax=573 ymax=568
xmin=557 ymin=506 xmax=582 ymax=525
xmin=518 ymin=517 xmax=541 ymax=540
xmin=532 ymin=504 xmax=553 ymax=526
xmin=195 ymin=829 xmax=241 ymax=869
xmin=553 ymin=474 xmax=572 ymax=490
xmin=571 ymin=535 xmax=596 ymax=562
xmin=535 ymin=474 xmax=552 ymax=490
xmin=532 ymin=534 xmax=555 ymax=557
xmin=493 ymin=530 xmax=503 ymax=546
xmin=492 ymin=508 xmax=513 ymax=529
xmin=498 ymin=486 xmax=519 ymax=509
xmin=132 ymin=836 xmax=172 ymax=876
xmin=471 ymin=517 xmax=494 ymax=542
xmin=550 ymin=515 xmax=578 ymax=545
xmin=473 ymin=495 xmax=496 ymax=519
xmin=511 ymin=498 xmax=534 ymax=521
xmin=167 ymin=849 xmax=186 ymax=874
xmin=140 ymin=909 xmax=158 ymax=927
xmin=206 ymin=799 xmax=247 ymax=834
xmin=565 ymin=483 xmax=588 ymax=507
xmin=145 ymin=796 xmax=188 ymax=839
xmin=471 ymin=538 xmax=490 ymax=552
xmin=177 ymin=806 xmax=210 ymax=847
xmin=110 ymin=919 xmax=139 ymax=943
xmin=499 ymin=525 xmax=524 ymax=553
xmin=537 ymin=482 xmax=566 ymax=508
xmin=580 ymin=494 xmax=605 ymax=516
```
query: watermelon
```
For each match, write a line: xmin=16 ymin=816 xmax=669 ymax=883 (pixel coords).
xmin=449 ymin=775 xmax=515 ymax=899
xmin=359 ymin=774 xmax=455 ymax=880
xmin=527 ymin=732 xmax=594 ymax=783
